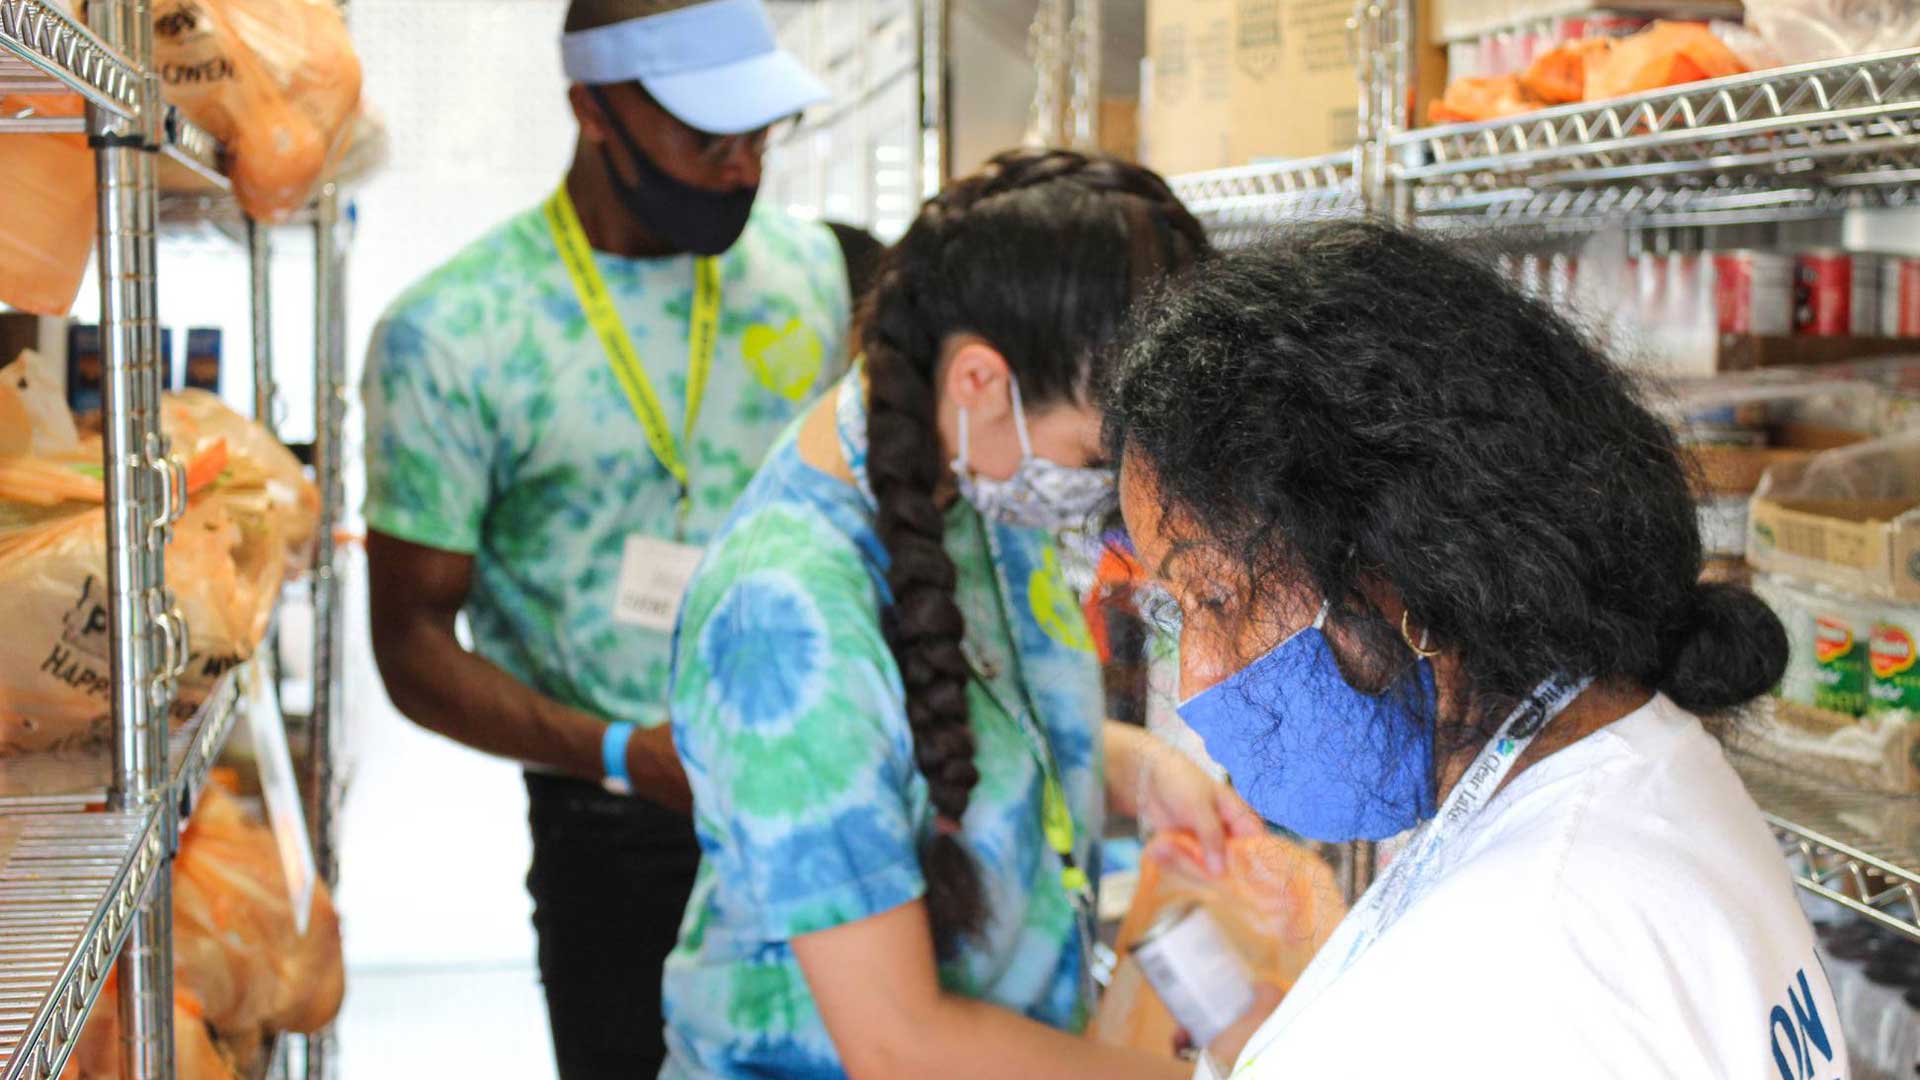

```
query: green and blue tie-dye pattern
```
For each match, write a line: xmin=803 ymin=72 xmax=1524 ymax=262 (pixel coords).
xmin=661 ymin=371 xmax=1106 ymax=1080
xmin=360 ymin=200 xmax=850 ymax=725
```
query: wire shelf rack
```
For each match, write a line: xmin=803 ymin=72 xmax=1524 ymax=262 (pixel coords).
xmin=0 ymin=807 xmax=165 ymax=1080
xmin=162 ymin=107 xmax=228 ymax=189
xmin=1167 ymin=152 xmax=1362 ymax=244
xmin=1734 ymin=755 xmax=1920 ymax=942
xmin=0 ymin=0 xmax=137 ymax=116
xmin=1398 ymin=48 xmax=1920 ymax=220
xmin=0 ymin=650 xmax=261 ymax=818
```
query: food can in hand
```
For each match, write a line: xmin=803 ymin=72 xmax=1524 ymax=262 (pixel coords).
xmin=1132 ymin=900 xmax=1258 ymax=1049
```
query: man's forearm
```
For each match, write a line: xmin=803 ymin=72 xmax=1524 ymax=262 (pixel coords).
xmin=375 ymin=621 xmax=688 ymax=811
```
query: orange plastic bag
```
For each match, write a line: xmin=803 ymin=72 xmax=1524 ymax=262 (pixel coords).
xmin=1584 ymin=21 xmax=1747 ymax=102
xmin=173 ymin=784 xmax=346 ymax=1055
xmin=0 ymin=373 xmax=301 ymax=752
xmin=151 ymin=0 xmax=362 ymax=219
xmin=1520 ymin=38 xmax=1616 ymax=106
xmin=60 ymin=981 xmax=240 ymax=1080
xmin=1089 ymin=832 xmax=1347 ymax=1054
xmin=1427 ymin=75 xmax=1539 ymax=124
xmin=0 ymin=94 xmax=96 ymax=315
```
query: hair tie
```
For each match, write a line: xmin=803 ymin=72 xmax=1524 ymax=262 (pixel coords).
xmin=934 ymin=815 xmax=963 ymax=837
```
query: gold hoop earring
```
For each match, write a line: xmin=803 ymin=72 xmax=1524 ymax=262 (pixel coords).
xmin=1402 ymin=610 xmax=1440 ymax=659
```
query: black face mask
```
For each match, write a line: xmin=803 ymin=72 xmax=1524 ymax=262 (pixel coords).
xmin=589 ymin=86 xmax=757 ymax=257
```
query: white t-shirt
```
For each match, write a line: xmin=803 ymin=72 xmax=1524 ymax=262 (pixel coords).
xmin=1218 ymin=694 xmax=1850 ymax=1080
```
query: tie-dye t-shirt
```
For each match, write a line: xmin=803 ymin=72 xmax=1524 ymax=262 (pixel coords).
xmin=661 ymin=371 xmax=1107 ymax=1079
xmin=361 ymin=200 xmax=849 ymax=726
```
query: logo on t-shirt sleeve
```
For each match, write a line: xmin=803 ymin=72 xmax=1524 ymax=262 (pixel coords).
xmin=1767 ymin=967 xmax=1839 ymax=1080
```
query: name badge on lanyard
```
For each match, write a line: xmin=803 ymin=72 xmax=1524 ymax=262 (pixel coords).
xmin=613 ymin=535 xmax=706 ymax=632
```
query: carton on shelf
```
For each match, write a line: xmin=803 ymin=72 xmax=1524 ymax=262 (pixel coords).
xmin=1142 ymin=0 xmax=1445 ymax=175
xmin=1746 ymin=435 xmax=1920 ymax=604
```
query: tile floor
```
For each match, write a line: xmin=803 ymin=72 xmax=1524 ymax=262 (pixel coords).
xmin=331 ymin=682 xmax=556 ymax=1077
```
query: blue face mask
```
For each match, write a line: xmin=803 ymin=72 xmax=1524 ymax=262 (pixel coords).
xmin=1175 ymin=605 xmax=1438 ymax=842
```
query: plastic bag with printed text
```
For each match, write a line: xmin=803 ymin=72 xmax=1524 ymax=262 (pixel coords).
xmin=0 ymin=352 xmax=314 ymax=752
xmin=148 ymin=0 xmax=362 ymax=219
xmin=1089 ymin=831 xmax=1347 ymax=1055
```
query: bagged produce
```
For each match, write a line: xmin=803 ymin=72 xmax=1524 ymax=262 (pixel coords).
xmin=1089 ymin=831 xmax=1345 ymax=1054
xmin=1520 ymin=38 xmax=1616 ymax=106
xmin=0 ymin=369 xmax=310 ymax=752
xmin=1583 ymin=22 xmax=1746 ymax=102
xmin=148 ymin=0 xmax=362 ymax=219
xmin=1427 ymin=74 xmax=1536 ymax=124
xmin=173 ymin=783 xmax=345 ymax=1053
xmin=60 ymin=981 xmax=240 ymax=1080
xmin=0 ymin=94 xmax=96 ymax=315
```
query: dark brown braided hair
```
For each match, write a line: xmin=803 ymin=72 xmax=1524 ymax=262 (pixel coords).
xmin=863 ymin=148 xmax=1208 ymax=950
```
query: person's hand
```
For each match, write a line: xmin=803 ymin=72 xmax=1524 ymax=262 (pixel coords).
xmin=625 ymin=722 xmax=693 ymax=814
xmin=1136 ymin=740 xmax=1264 ymax=877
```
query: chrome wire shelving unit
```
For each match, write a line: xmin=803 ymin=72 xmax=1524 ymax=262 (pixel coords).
xmin=1400 ymin=47 xmax=1920 ymax=223
xmin=1167 ymin=153 xmax=1363 ymax=246
xmin=0 ymin=1 xmax=351 ymax=1077
xmin=1735 ymin=757 xmax=1920 ymax=941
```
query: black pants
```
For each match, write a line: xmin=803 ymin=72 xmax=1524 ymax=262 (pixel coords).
xmin=524 ymin=772 xmax=702 ymax=1080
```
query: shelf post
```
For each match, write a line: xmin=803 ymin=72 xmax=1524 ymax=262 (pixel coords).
xmin=88 ymin=0 xmax=179 ymax=1074
xmin=302 ymin=183 xmax=348 ymax=1080
xmin=248 ymin=219 xmax=276 ymax=435
xmin=915 ymin=0 xmax=949 ymax=198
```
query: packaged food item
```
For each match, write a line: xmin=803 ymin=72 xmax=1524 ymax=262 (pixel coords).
xmin=0 ymin=94 xmax=95 ymax=316
xmin=1794 ymin=250 xmax=1879 ymax=338
xmin=1131 ymin=900 xmax=1257 ymax=1048
xmin=0 ymin=367 xmax=312 ymax=752
xmin=1518 ymin=36 xmax=1614 ymax=105
xmin=1582 ymin=21 xmax=1745 ymax=101
xmin=173 ymin=783 xmax=345 ymax=1051
xmin=147 ymin=0 xmax=362 ymax=219
xmin=1868 ymin=605 xmax=1920 ymax=717
xmin=1714 ymin=250 xmax=1794 ymax=337
xmin=1880 ymin=256 xmax=1920 ymax=339
xmin=1427 ymin=74 xmax=1537 ymax=123
xmin=1089 ymin=831 xmax=1346 ymax=1054
xmin=1756 ymin=573 xmax=1872 ymax=717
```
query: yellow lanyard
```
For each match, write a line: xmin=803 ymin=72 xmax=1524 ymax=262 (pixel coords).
xmin=545 ymin=184 xmax=721 ymax=522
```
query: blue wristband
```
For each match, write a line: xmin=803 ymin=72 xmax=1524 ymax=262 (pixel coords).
xmin=601 ymin=721 xmax=637 ymax=795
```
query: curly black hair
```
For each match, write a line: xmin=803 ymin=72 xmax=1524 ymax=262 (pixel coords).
xmin=865 ymin=148 xmax=1207 ymax=951
xmin=1102 ymin=220 xmax=1786 ymax=747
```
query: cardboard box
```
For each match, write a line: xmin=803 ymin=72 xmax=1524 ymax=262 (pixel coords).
xmin=1747 ymin=495 xmax=1920 ymax=603
xmin=1144 ymin=0 xmax=1445 ymax=175
xmin=1690 ymin=424 xmax=1867 ymax=496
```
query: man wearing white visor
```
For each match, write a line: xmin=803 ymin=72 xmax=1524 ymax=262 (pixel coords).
xmin=361 ymin=2 xmax=870 ymax=1076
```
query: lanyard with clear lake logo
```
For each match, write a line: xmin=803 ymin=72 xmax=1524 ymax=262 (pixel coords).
xmin=1228 ymin=672 xmax=1592 ymax=1078
xmin=544 ymin=184 xmax=720 ymax=532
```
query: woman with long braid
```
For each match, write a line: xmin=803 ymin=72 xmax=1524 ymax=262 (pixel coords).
xmin=660 ymin=149 xmax=1259 ymax=1079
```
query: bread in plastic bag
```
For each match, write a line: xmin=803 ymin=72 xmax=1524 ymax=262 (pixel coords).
xmin=59 ymin=981 xmax=240 ymax=1080
xmin=0 ymin=94 xmax=96 ymax=315
xmin=1089 ymin=831 xmax=1347 ymax=1053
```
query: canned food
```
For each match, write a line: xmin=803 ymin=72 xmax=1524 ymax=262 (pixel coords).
xmin=1132 ymin=900 xmax=1257 ymax=1048
xmin=1882 ymin=256 xmax=1920 ymax=338
xmin=1869 ymin=612 xmax=1920 ymax=715
xmin=1713 ymin=251 xmax=1793 ymax=336
xmin=1813 ymin=611 xmax=1870 ymax=716
xmin=1795 ymin=250 xmax=1879 ymax=337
